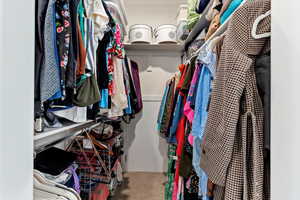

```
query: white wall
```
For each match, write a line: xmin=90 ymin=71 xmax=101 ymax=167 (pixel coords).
xmin=125 ymin=0 xmax=186 ymax=27
xmin=272 ymin=1 xmax=300 ymax=199
xmin=123 ymin=0 xmax=183 ymax=172
xmin=123 ymin=101 xmax=168 ymax=172
xmin=0 ymin=1 xmax=34 ymax=200
xmin=123 ymin=54 xmax=180 ymax=172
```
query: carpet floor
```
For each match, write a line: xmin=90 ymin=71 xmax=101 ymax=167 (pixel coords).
xmin=111 ymin=172 xmax=166 ymax=200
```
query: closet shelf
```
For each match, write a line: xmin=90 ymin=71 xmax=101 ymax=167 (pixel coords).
xmin=34 ymin=120 xmax=96 ymax=150
xmin=124 ymin=43 xmax=184 ymax=55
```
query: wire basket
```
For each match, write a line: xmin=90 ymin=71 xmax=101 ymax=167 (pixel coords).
xmin=68 ymin=130 xmax=113 ymax=200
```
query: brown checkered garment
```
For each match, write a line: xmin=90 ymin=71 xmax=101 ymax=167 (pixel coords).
xmin=199 ymin=0 xmax=271 ymax=199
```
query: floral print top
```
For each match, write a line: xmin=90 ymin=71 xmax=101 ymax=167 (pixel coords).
xmin=55 ymin=0 xmax=72 ymax=99
xmin=107 ymin=23 xmax=125 ymax=95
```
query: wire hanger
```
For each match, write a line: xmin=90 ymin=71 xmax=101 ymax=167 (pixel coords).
xmin=251 ymin=10 xmax=271 ymax=39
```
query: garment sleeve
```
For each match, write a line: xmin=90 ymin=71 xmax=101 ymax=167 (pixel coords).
xmin=191 ymin=67 xmax=205 ymax=137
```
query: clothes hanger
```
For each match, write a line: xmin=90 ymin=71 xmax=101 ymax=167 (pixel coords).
xmin=34 ymin=176 xmax=63 ymax=199
xmin=34 ymin=170 xmax=81 ymax=200
xmin=251 ymin=10 xmax=271 ymax=39
xmin=34 ymin=172 xmax=79 ymax=200
xmin=208 ymin=32 xmax=226 ymax=50
xmin=34 ymin=188 xmax=64 ymax=200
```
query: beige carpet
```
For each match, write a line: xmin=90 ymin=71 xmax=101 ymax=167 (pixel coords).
xmin=111 ymin=172 xmax=166 ymax=200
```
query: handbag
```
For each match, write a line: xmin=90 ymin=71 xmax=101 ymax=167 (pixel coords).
xmin=73 ymin=74 xmax=101 ymax=107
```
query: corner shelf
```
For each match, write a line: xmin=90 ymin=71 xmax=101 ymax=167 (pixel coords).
xmin=124 ymin=43 xmax=184 ymax=56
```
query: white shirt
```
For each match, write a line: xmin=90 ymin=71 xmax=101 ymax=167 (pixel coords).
xmin=84 ymin=0 xmax=109 ymax=41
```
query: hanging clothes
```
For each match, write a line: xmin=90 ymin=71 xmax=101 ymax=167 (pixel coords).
xmin=191 ymin=44 xmax=217 ymax=200
xmin=183 ymin=61 xmax=201 ymax=124
xmin=55 ymin=0 xmax=72 ymax=99
xmin=35 ymin=0 xmax=50 ymax=104
xmin=128 ymin=59 xmax=143 ymax=114
xmin=160 ymin=77 xmax=176 ymax=138
xmin=66 ymin=0 xmax=80 ymax=90
xmin=84 ymin=0 xmax=110 ymax=42
xmin=199 ymin=0 xmax=270 ymax=199
xmin=220 ymin=0 xmax=244 ymax=24
xmin=108 ymin=56 xmax=128 ymax=118
xmin=165 ymin=144 xmax=177 ymax=200
xmin=35 ymin=0 xmax=143 ymax=130
xmin=40 ymin=0 xmax=61 ymax=103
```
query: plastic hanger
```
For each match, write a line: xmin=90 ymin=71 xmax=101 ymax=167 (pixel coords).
xmin=34 ymin=188 xmax=62 ymax=200
xmin=208 ymin=32 xmax=226 ymax=50
xmin=34 ymin=188 xmax=68 ymax=200
xmin=34 ymin=176 xmax=63 ymax=199
xmin=34 ymin=171 xmax=79 ymax=200
xmin=34 ymin=170 xmax=81 ymax=200
xmin=251 ymin=10 xmax=271 ymax=39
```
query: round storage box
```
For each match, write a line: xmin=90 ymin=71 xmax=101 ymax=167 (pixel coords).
xmin=129 ymin=24 xmax=153 ymax=44
xmin=154 ymin=25 xmax=177 ymax=44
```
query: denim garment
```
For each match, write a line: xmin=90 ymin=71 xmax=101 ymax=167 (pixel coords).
xmin=157 ymin=84 xmax=170 ymax=131
xmin=191 ymin=46 xmax=216 ymax=199
xmin=220 ymin=0 xmax=244 ymax=24
xmin=190 ymin=68 xmax=201 ymax=110
xmin=191 ymin=48 xmax=216 ymax=138
xmin=168 ymin=94 xmax=183 ymax=144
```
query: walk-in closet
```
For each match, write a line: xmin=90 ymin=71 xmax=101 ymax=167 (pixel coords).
xmin=2 ymin=0 xmax=300 ymax=200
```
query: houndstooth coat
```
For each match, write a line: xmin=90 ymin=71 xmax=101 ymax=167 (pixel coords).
xmin=199 ymin=0 xmax=271 ymax=199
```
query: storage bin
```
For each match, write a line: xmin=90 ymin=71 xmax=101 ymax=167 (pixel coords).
xmin=129 ymin=24 xmax=153 ymax=44
xmin=154 ymin=25 xmax=177 ymax=44
xmin=176 ymin=4 xmax=188 ymax=25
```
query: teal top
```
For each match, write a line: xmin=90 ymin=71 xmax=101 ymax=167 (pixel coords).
xmin=77 ymin=0 xmax=85 ymax=42
xmin=220 ymin=0 xmax=244 ymax=24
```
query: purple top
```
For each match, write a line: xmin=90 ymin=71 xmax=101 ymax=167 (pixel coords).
xmin=130 ymin=60 xmax=143 ymax=113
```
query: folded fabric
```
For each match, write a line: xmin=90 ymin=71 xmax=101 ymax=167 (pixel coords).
xmin=34 ymin=147 xmax=77 ymax=176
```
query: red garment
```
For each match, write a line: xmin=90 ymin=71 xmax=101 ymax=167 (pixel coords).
xmin=172 ymin=96 xmax=187 ymax=200
xmin=172 ymin=64 xmax=188 ymax=200
xmin=176 ymin=64 xmax=188 ymax=90
xmin=89 ymin=183 xmax=110 ymax=200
